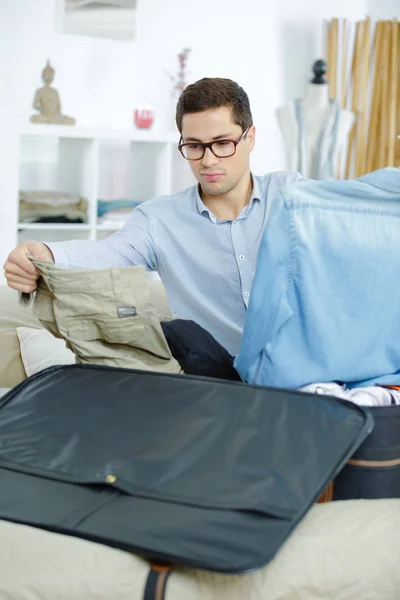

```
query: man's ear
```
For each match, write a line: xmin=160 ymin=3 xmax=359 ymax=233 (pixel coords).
xmin=248 ymin=125 xmax=256 ymax=153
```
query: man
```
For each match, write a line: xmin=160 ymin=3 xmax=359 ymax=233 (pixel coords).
xmin=3 ymin=77 xmax=299 ymax=356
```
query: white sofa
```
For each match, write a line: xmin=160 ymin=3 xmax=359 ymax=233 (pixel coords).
xmin=0 ymin=499 xmax=399 ymax=599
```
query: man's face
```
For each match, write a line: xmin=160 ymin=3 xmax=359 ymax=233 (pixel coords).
xmin=180 ymin=106 xmax=255 ymax=197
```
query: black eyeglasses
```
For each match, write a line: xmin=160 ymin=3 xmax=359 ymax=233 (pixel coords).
xmin=178 ymin=127 xmax=250 ymax=161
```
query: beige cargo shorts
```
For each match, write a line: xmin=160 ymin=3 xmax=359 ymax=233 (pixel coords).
xmin=29 ymin=257 xmax=182 ymax=375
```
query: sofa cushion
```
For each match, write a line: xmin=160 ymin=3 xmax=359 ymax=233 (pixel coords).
xmin=0 ymin=286 xmax=41 ymax=388
xmin=0 ymin=499 xmax=399 ymax=599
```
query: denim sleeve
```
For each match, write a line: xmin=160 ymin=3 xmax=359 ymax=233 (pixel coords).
xmin=47 ymin=204 xmax=157 ymax=271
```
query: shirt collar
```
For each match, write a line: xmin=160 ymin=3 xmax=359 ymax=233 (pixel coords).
xmin=358 ymin=167 xmax=400 ymax=193
xmin=194 ymin=174 xmax=261 ymax=221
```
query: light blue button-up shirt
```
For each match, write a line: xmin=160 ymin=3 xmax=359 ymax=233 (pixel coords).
xmin=48 ymin=171 xmax=300 ymax=356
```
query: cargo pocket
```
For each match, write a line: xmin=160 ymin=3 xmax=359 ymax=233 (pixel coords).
xmin=60 ymin=318 xmax=146 ymax=364
xmin=66 ymin=317 xmax=146 ymax=346
xmin=58 ymin=314 xmax=176 ymax=369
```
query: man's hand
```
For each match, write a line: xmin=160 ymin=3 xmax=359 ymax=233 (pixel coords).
xmin=3 ymin=241 xmax=54 ymax=293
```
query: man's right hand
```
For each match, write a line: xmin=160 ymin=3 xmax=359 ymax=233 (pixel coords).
xmin=3 ymin=241 xmax=54 ymax=293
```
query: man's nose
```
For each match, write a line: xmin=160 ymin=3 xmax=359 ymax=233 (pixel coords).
xmin=201 ymin=147 xmax=219 ymax=167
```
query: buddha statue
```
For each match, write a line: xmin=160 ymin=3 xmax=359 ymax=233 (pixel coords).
xmin=30 ymin=61 xmax=76 ymax=125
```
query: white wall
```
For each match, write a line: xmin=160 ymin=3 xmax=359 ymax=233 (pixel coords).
xmin=366 ymin=0 xmax=400 ymax=20
xmin=1 ymin=0 xmax=398 ymax=169
xmin=0 ymin=0 xmax=140 ymax=128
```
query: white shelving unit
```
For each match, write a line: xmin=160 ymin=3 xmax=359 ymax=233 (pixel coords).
xmin=13 ymin=123 xmax=180 ymax=246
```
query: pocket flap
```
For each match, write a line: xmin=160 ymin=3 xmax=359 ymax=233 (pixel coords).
xmin=66 ymin=317 xmax=145 ymax=344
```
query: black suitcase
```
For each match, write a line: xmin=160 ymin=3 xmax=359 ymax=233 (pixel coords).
xmin=0 ymin=364 xmax=373 ymax=598
xmin=333 ymin=403 xmax=400 ymax=500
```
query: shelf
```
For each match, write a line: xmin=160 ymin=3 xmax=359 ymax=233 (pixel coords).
xmin=17 ymin=223 xmax=91 ymax=231
xmin=19 ymin=123 xmax=179 ymax=144
xmin=1 ymin=122 xmax=181 ymax=264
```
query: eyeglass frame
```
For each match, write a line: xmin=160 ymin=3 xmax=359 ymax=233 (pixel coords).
xmin=178 ymin=126 xmax=250 ymax=161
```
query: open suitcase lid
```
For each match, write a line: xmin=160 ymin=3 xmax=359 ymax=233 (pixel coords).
xmin=0 ymin=364 xmax=374 ymax=574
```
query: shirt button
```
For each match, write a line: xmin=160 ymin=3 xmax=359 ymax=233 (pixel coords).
xmin=239 ymin=255 xmax=245 ymax=260
xmin=245 ymin=292 xmax=249 ymax=297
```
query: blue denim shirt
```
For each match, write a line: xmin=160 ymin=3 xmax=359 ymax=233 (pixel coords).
xmin=235 ymin=167 xmax=400 ymax=389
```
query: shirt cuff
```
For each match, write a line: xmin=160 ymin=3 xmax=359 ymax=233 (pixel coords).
xmin=44 ymin=242 xmax=70 ymax=268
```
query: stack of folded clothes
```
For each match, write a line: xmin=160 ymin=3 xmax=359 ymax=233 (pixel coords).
xmin=19 ymin=191 xmax=88 ymax=224
xmin=97 ymin=199 xmax=142 ymax=226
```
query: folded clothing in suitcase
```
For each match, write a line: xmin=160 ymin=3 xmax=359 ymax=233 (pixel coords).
xmin=0 ymin=364 xmax=373 ymax=597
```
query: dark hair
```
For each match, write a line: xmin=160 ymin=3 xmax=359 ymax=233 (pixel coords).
xmin=175 ymin=77 xmax=253 ymax=133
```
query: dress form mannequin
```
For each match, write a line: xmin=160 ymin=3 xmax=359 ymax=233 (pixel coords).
xmin=276 ymin=60 xmax=355 ymax=179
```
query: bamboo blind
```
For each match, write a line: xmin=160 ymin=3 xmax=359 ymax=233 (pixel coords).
xmin=325 ymin=17 xmax=400 ymax=178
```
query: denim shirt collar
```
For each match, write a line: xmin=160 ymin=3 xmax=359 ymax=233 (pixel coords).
xmin=194 ymin=175 xmax=261 ymax=223
xmin=358 ymin=167 xmax=400 ymax=193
